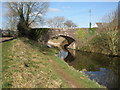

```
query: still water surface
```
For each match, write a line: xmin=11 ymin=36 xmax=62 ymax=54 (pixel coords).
xmin=58 ymin=48 xmax=120 ymax=88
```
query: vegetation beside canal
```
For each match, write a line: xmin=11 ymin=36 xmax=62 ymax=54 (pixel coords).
xmin=76 ymin=8 xmax=119 ymax=57
xmin=76 ymin=27 xmax=119 ymax=57
xmin=2 ymin=38 xmax=104 ymax=88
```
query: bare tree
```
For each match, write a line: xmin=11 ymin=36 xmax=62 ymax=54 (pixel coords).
xmin=64 ymin=20 xmax=77 ymax=28
xmin=4 ymin=10 xmax=18 ymax=31
xmin=96 ymin=9 xmax=119 ymax=56
xmin=6 ymin=2 xmax=49 ymax=36
xmin=47 ymin=16 xmax=66 ymax=28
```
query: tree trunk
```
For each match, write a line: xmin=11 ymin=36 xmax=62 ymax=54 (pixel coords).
xmin=17 ymin=14 xmax=30 ymax=37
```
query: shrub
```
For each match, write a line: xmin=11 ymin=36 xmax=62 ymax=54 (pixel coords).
xmin=28 ymin=28 xmax=49 ymax=41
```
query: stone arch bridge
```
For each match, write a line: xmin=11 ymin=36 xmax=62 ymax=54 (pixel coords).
xmin=46 ymin=28 xmax=78 ymax=49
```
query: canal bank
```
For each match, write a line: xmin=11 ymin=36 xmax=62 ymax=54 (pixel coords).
xmin=47 ymin=36 xmax=120 ymax=88
xmin=2 ymin=38 xmax=104 ymax=88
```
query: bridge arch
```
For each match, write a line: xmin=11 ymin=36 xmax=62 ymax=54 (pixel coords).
xmin=48 ymin=34 xmax=76 ymax=49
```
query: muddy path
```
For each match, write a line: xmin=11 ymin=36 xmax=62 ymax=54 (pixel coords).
xmin=49 ymin=59 xmax=84 ymax=88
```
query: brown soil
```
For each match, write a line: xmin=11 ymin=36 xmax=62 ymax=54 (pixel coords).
xmin=49 ymin=59 xmax=83 ymax=88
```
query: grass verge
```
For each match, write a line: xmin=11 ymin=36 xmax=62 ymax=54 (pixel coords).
xmin=2 ymin=38 xmax=105 ymax=88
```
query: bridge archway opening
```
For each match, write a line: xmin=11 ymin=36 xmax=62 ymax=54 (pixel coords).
xmin=47 ymin=35 xmax=76 ymax=49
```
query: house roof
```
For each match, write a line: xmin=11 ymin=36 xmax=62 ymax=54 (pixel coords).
xmin=96 ymin=23 xmax=108 ymax=28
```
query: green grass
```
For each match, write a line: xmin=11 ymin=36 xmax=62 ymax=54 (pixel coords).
xmin=2 ymin=38 xmax=70 ymax=88
xmin=2 ymin=38 xmax=105 ymax=88
xmin=2 ymin=40 xmax=15 ymax=88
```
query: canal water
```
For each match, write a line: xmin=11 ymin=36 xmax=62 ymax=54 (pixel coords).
xmin=58 ymin=48 xmax=120 ymax=88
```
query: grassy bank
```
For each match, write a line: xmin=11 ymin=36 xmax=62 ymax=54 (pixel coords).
xmin=2 ymin=38 xmax=104 ymax=88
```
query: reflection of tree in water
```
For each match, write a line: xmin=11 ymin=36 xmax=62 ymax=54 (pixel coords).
xmin=84 ymin=68 xmax=119 ymax=88
xmin=58 ymin=46 xmax=120 ymax=88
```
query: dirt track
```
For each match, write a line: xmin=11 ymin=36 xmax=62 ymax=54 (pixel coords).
xmin=49 ymin=59 xmax=84 ymax=88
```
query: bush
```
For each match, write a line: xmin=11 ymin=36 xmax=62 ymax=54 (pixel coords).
xmin=28 ymin=28 xmax=49 ymax=41
xmin=88 ymin=28 xmax=96 ymax=35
